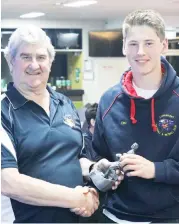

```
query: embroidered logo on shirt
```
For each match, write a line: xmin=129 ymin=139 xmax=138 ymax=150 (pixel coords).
xmin=63 ymin=114 xmax=76 ymax=128
xmin=121 ymin=121 xmax=127 ymax=125
xmin=157 ymin=114 xmax=177 ymax=136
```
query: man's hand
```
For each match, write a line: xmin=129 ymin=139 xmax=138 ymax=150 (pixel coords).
xmin=120 ymin=154 xmax=155 ymax=179
xmin=70 ymin=186 xmax=99 ymax=217
xmin=93 ymin=159 xmax=124 ymax=190
xmin=113 ymin=169 xmax=124 ymax=190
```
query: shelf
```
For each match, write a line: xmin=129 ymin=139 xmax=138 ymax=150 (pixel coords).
xmin=165 ymin=49 xmax=179 ymax=56
xmin=56 ymin=89 xmax=84 ymax=96
xmin=56 ymin=89 xmax=84 ymax=101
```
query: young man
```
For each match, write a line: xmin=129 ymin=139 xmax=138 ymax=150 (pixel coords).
xmin=79 ymin=9 xmax=179 ymax=223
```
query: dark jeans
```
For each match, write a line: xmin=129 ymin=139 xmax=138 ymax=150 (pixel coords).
xmin=98 ymin=213 xmax=179 ymax=223
xmin=98 ymin=213 xmax=115 ymax=223
xmin=151 ymin=219 xmax=179 ymax=223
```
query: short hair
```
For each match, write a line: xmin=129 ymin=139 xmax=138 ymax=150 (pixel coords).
xmin=123 ymin=9 xmax=166 ymax=41
xmin=4 ymin=25 xmax=56 ymax=63
xmin=85 ymin=103 xmax=98 ymax=126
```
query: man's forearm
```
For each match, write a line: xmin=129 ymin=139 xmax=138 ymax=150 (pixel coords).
xmin=2 ymin=169 xmax=80 ymax=208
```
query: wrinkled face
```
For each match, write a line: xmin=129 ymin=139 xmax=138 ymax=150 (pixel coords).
xmin=11 ymin=43 xmax=52 ymax=91
xmin=123 ymin=25 xmax=168 ymax=76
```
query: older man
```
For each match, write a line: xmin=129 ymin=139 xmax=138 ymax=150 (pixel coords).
xmin=1 ymin=25 xmax=99 ymax=223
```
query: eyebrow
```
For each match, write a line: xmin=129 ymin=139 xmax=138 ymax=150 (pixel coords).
xmin=128 ymin=39 xmax=155 ymax=43
xmin=20 ymin=53 xmax=47 ymax=57
xmin=20 ymin=53 xmax=31 ymax=57
xmin=36 ymin=54 xmax=47 ymax=57
xmin=128 ymin=40 xmax=138 ymax=42
xmin=145 ymin=39 xmax=155 ymax=42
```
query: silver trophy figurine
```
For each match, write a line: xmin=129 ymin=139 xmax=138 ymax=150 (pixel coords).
xmin=89 ymin=143 xmax=139 ymax=192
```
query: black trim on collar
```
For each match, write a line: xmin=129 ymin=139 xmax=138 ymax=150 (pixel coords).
xmin=5 ymin=83 xmax=29 ymax=109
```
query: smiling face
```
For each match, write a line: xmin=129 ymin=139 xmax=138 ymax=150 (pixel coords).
xmin=11 ymin=43 xmax=52 ymax=92
xmin=123 ymin=25 xmax=168 ymax=77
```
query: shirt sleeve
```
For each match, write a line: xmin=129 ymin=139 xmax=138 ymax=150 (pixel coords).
xmin=1 ymin=144 xmax=18 ymax=169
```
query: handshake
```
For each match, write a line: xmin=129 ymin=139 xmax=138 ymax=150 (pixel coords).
xmin=70 ymin=158 xmax=124 ymax=217
xmin=70 ymin=186 xmax=99 ymax=217
xmin=71 ymin=143 xmax=138 ymax=217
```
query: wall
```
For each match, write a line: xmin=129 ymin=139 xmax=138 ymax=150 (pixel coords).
xmin=2 ymin=17 xmax=178 ymax=105
xmin=83 ymin=57 xmax=129 ymax=104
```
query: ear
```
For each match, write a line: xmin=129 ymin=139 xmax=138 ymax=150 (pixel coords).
xmin=6 ymin=56 xmax=14 ymax=75
xmin=161 ymin=38 xmax=168 ymax=55
xmin=49 ymin=60 xmax=53 ymax=72
xmin=122 ymin=39 xmax=126 ymax=56
xmin=90 ymin=118 xmax=95 ymax=127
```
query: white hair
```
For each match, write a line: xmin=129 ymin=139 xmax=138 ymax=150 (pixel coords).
xmin=4 ymin=25 xmax=56 ymax=63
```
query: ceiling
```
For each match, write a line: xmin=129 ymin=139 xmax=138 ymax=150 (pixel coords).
xmin=2 ymin=0 xmax=179 ymax=20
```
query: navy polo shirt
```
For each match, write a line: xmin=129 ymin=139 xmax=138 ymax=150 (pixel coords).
xmin=1 ymin=83 xmax=84 ymax=223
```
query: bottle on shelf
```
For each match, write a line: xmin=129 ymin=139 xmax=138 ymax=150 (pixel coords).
xmin=1 ymin=79 xmax=7 ymax=92
xmin=66 ymin=80 xmax=71 ymax=90
xmin=75 ymin=68 xmax=80 ymax=83
xmin=60 ymin=76 xmax=66 ymax=89
xmin=56 ymin=77 xmax=62 ymax=89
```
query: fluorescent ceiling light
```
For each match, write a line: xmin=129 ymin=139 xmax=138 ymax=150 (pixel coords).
xmin=1 ymin=31 xmax=13 ymax=34
xmin=62 ymin=0 xmax=97 ymax=7
xmin=20 ymin=12 xmax=45 ymax=19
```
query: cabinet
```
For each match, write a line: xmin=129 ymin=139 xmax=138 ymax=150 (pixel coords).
xmin=1 ymin=28 xmax=82 ymax=50
xmin=44 ymin=29 xmax=82 ymax=50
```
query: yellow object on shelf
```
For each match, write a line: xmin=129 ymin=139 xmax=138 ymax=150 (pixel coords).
xmin=68 ymin=52 xmax=83 ymax=89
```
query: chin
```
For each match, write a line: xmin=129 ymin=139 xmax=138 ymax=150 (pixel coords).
xmin=135 ymin=67 xmax=153 ymax=76
xmin=27 ymin=79 xmax=44 ymax=89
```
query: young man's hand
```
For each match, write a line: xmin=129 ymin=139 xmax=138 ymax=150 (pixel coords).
xmin=120 ymin=154 xmax=155 ymax=179
xmin=93 ymin=158 xmax=124 ymax=190
xmin=70 ymin=186 xmax=99 ymax=217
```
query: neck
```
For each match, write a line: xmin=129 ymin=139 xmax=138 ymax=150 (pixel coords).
xmin=89 ymin=127 xmax=94 ymax=135
xmin=132 ymin=66 xmax=163 ymax=90
xmin=14 ymin=83 xmax=48 ymax=101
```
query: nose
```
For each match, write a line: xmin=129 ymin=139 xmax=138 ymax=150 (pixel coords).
xmin=137 ymin=44 xmax=145 ymax=55
xmin=29 ymin=59 xmax=40 ymax=71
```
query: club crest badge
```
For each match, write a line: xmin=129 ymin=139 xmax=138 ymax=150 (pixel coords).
xmin=157 ymin=114 xmax=177 ymax=136
xmin=63 ymin=114 xmax=76 ymax=128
